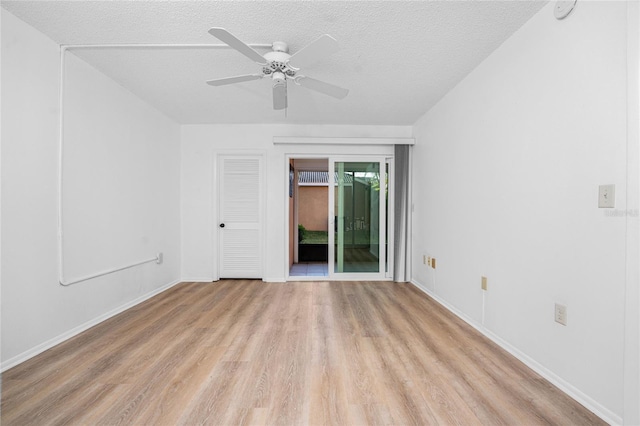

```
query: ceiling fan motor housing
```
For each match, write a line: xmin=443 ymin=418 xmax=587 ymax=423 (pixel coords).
xmin=271 ymin=41 xmax=289 ymax=53
xmin=263 ymin=50 xmax=296 ymax=78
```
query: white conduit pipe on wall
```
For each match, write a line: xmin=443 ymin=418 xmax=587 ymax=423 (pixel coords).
xmin=57 ymin=42 xmax=272 ymax=286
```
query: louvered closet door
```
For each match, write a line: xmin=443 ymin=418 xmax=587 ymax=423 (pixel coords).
xmin=218 ymin=155 xmax=263 ymax=279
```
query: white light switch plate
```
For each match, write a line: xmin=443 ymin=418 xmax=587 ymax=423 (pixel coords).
xmin=598 ymin=184 xmax=615 ymax=208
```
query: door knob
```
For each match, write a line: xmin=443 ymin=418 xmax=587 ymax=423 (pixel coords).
xmin=219 ymin=223 xmax=225 ymax=228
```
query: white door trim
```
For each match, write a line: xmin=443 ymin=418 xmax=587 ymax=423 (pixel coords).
xmin=386 ymin=157 xmax=395 ymax=280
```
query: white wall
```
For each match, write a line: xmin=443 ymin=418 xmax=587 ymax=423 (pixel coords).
xmin=181 ymin=124 xmax=409 ymax=282
xmin=624 ymin=3 xmax=640 ymax=423
xmin=3 ymin=1 xmax=636 ymax=422
xmin=411 ymin=2 xmax=637 ymax=424
xmin=1 ymin=1 xmax=4 ymax=370
xmin=1 ymin=11 xmax=181 ymax=367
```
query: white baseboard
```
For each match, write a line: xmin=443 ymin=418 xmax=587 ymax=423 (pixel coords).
xmin=180 ymin=277 xmax=215 ymax=283
xmin=409 ymin=279 xmax=622 ymax=426
xmin=1 ymin=279 xmax=182 ymax=373
xmin=183 ymin=277 xmax=282 ymax=283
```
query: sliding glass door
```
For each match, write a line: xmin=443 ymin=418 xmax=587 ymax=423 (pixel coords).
xmin=329 ymin=158 xmax=388 ymax=280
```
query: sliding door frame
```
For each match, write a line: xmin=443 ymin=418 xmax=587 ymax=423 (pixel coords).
xmin=328 ymin=156 xmax=392 ymax=281
xmin=285 ymin=154 xmax=394 ymax=281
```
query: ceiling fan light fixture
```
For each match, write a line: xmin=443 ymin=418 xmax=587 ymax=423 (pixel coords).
xmin=272 ymin=71 xmax=286 ymax=86
xmin=272 ymin=72 xmax=287 ymax=110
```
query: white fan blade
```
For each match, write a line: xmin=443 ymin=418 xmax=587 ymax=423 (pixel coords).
xmin=288 ymin=34 xmax=338 ymax=69
xmin=208 ymin=27 xmax=266 ymax=64
xmin=296 ymin=76 xmax=349 ymax=99
xmin=273 ymin=81 xmax=287 ymax=110
xmin=206 ymin=74 xmax=263 ymax=86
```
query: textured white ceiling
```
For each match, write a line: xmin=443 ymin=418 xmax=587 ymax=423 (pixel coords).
xmin=1 ymin=1 xmax=547 ymax=125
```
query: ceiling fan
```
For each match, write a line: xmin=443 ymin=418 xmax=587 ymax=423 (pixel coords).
xmin=206 ymin=28 xmax=349 ymax=110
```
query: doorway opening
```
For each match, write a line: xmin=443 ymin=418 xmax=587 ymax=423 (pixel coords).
xmin=289 ymin=158 xmax=330 ymax=278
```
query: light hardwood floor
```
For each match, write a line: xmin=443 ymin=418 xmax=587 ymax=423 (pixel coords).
xmin=2 ymin=280 xmax=605 ymax=425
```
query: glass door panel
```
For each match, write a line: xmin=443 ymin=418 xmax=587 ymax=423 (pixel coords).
xmin=329 ymin=159 xmax=386 ymax=279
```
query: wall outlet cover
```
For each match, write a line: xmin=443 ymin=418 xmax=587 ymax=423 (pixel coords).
xmin=554 ymin=303 xmax=567 ymax=326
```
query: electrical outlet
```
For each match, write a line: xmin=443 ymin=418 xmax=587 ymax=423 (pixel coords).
xmin=423 ymin=255 xmax=427 ymax=265
xmin=481 ymin=276 xmax=488 ymax=291
xmin=156 ymin=252 xmax=164 ymax=264
xmin=554 ymin=303 xmax=567 ymax=326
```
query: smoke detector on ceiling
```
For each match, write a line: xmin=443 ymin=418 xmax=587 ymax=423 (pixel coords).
xmin=554 ymin=0 xmax=577 ymax=20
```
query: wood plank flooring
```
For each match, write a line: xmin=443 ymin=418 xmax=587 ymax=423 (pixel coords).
xmin=2 ymin=280 xmax=605 ymax=425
